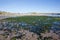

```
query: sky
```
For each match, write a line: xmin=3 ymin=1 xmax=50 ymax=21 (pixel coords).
xmin=0 ymin=0 xmax=60 ymax=13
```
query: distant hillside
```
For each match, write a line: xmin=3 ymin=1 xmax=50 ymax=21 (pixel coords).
xmin=0 ymin=11 xmax=5 ymax=14
xmin=0 ymin=11 xmax=20 ymax=20
xmin=0 ymin=11 xmax=60 ymax=20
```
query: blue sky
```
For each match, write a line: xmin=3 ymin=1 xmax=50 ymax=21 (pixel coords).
xmin=0 ymin=0 xmax=60 ymax=13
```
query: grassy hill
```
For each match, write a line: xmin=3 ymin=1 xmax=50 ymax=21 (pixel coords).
xmin=3 ymin=16 xmax=60 ymax=23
